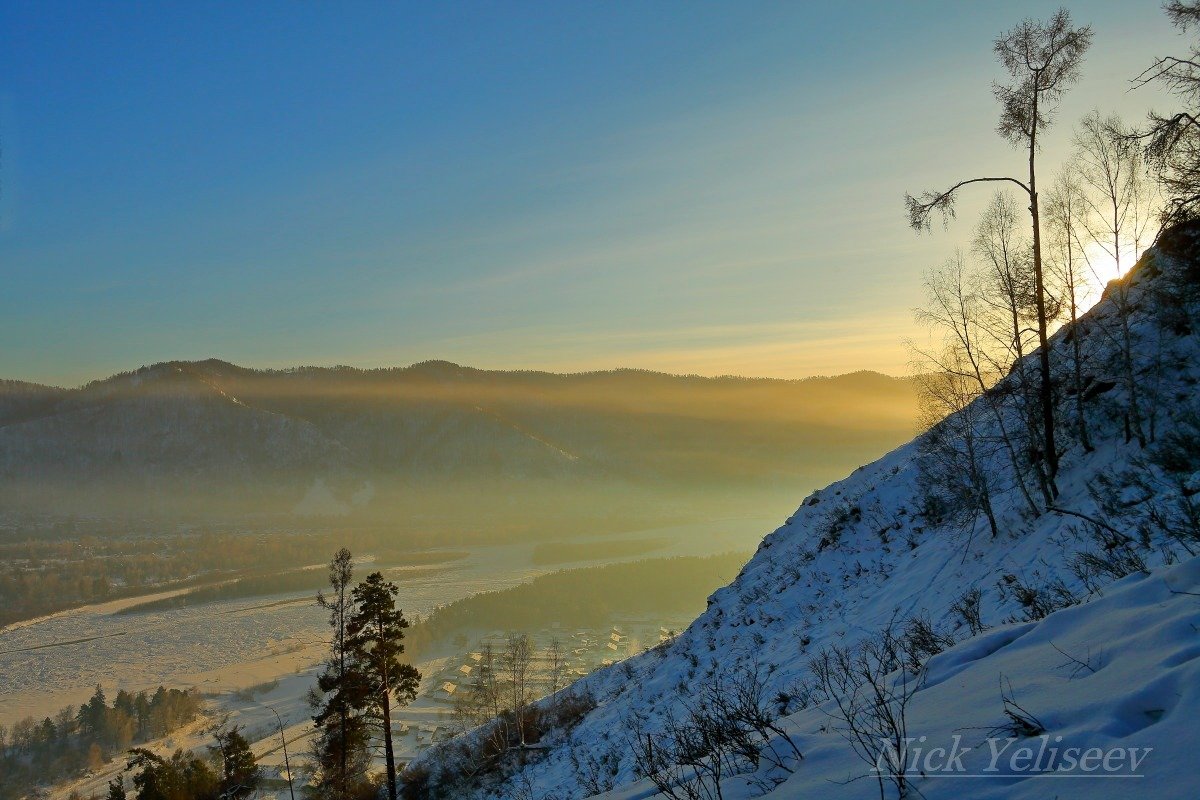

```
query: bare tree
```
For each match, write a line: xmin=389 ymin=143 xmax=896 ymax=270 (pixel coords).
xmin=569 ymin=741 xmax=618 ymax=796
xmin=697 ymin=661 xmax=804 ymax=777
xmin=471 ymin=641 xmax=509 ymax=759
xmin=913 ymin=252 xmax=1042 ymax=517
xmin=479 ymin=642 xmax=501 ymax=720
xmin=950 ymin=587 xmax=988 ymax=636
xmin=628 ymin=661 xmax=804 ymax=800
xmin=1081 ymin=113 xmax=1159 ymax=259
xmin=973 ymin=191 xmax=1039 ymax=365
xmin=1133 ymin=1 xmax=1200 ymax=223
xmin=907 ymin=9 xmax=1093 ymax=493
xmin=545 ymin=638 xmax=566 ymax=700
xmin=1043 ymin=166 xmax=1095 ymax=452
xmin=630 ymin=708 xmax=728 ymax=800
xmin=914 ymin=344 xmax=1002 ymax=539
xmin=501 ymin=634 xmax=535 ymax=746
xmin=972 ymin=191 xmax=1056 ymax=504
xmin=1073 ymin=111 xmax=1161 ymax=447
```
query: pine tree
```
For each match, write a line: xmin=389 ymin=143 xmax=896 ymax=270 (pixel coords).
xmin=347 ymin=572 xmax=421 ymax=800
xmin=126 ymin=747 xmax=219 ymax=800
xmin=133 ymin=692 xmax=150 ymax=740
xmin=214 ymin=727 xmax=260 ymax=800
xmin=125 ymin=749 xmax=169 ymax=800
xmin=106 ymin=777 xmax=127 ymax=800
xmin=77 ymin=684 xmax=108 ymax=747
xmin=113 ymin=689 xmax=135 ymax=719
xmin=310 ymin=548 xmax=371 ymax=800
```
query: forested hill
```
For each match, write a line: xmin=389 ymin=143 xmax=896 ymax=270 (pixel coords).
xmin=0 ymin=362 xmax=917 ymax=523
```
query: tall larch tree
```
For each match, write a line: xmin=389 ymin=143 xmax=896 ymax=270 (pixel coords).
xmin=906 ymin=8 xmax=1092 ymax=496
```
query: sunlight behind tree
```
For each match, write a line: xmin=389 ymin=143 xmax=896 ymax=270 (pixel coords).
xmin=1077 ymin=240 xmax=1143 ymax=311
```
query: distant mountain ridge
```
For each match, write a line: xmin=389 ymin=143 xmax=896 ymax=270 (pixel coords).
xmin=0 ymin=361 xmax=918 ymax=523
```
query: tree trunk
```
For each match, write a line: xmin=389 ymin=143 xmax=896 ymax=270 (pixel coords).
xmin=965 ymin=433 xmax=999 ymax=538
xmin=381 ymin=678 xmax=396 ymax=800
xmin=378 ymin=610 xmax=398 ymax=800
xmin=1028 ymin=82 xmax=1059 ymax=496
xmin=1070 ymin=287 xmax=1092 ymax=452
xmin=1065 ymin=209 xmax=1093 ymax=452
xmin=338 ymin=586 xmax=348 ymax=800
xmin=1112 ymin=217 xmax=1147 ymax=448
xmin=960 ymin=321 xmax=1041 ymax=516
xmin=1006 ymin=282 xmax=1053 ymax=507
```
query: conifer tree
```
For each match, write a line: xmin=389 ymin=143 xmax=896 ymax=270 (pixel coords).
xmin=310 ymin=548 xmax=371 ymax=800
xmin=214 ymin=727 xmax=261 ymax=800
xmin=77 ymin=684 xmax=108 ymax=745
xmin=125 ymin=748 xmax=219 ymax=800
xmin=347 ymin=571 xmax=421 ymax=800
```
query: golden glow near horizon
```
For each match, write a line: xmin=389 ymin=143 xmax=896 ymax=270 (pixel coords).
xmin=354 ymin=312 xmax=919 ymax=384
xmin=1076 ymin=241 xmax=1140 ymax=313
xmin=0 ymin=4 xmax=1180 ymax=389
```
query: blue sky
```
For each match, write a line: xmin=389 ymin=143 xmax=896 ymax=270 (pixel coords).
xmin=0 ymin=1 xmax=1182 ymax=386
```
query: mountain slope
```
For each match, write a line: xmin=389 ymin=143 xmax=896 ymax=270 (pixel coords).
xmin=0 ymin=380 xmax=69 ymax=428
xmin=605 ymin=556 xmax=1200 ymax=800
xmin=407 ymin=226 xmax=1200 ymax=798
xmin=0 ymin=364 xmax=350 ymax=480
xmin=0 ymin=361 xmax=919 ymax=522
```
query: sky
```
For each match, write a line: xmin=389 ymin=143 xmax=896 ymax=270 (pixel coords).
xmin=0 ymin=1 xmax=1186 ymax=387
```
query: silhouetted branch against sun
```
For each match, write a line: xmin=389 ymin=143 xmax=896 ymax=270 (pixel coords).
xmin=907 ymin=8 xmax=1091 ymax=236
xmin=906 ymin=177 xmax=1032 ymax=233
xmin=1166 ymin=0 xmax=1200 ymax=30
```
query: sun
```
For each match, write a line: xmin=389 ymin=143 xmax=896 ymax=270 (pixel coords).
xmin=1075 ymin=241 xmax=1137 ymax=313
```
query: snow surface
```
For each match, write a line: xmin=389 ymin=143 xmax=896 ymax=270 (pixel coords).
xmin=598 ymin=556 xmax=1200 ymax=800
xmin=411 ymin=239 xmax=1200 ymax=799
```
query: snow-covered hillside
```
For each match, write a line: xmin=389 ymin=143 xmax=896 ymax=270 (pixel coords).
xmin=408 ymin=227 xmax=1200 ymax=799
xmin=594 ymin=556 xmax=1200 ymax=800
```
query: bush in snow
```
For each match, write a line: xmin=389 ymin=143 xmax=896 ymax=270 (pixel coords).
xmin=809 ymin=619 xmax=924 ymax=800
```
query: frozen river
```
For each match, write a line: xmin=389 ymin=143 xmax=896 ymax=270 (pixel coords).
xmin=0 ymin=515 xmax=775 ymax=726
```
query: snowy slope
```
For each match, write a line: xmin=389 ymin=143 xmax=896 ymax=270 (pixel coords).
xmin=408 ymin=227 xmax=1200 ymax=799
xmin=600 ymin=556 xmax=1200 ymax=800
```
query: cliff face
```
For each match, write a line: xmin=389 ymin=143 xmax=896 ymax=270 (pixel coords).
xmin=409 ymin=229 xmax=1200 ymax=799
